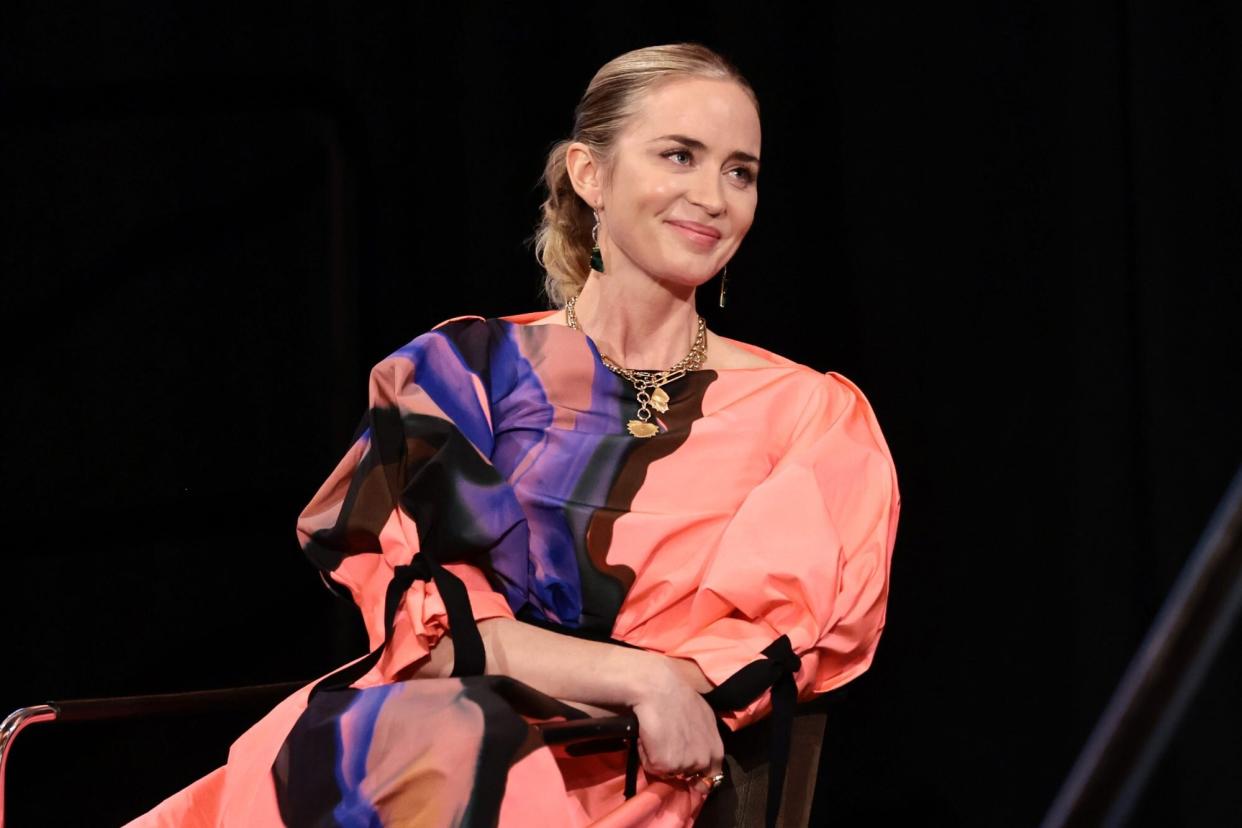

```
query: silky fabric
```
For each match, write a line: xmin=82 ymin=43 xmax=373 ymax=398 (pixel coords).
xmin=126 ymin=309 xmax=901 ymax=827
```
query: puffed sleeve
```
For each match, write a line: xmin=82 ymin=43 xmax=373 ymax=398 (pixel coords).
xmin=295 ymin=317 xmax=529 ymax=689
xmin=663 ymin=370 xmax=901 ymax=731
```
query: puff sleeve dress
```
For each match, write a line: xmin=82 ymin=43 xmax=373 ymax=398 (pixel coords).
xmin=126 ymin=309 xmax=901 ymax=828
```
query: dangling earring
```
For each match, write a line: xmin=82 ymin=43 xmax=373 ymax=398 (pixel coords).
xmin=589 ymin=210 xmax=605 ymax=274
xmin=718 ymin=265 xmax=729 ymax=309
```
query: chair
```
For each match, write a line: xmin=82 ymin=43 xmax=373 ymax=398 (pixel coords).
xmin=2 ymin=680 xmax=829 ymax=827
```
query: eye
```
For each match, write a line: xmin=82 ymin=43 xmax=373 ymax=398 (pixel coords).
xmin=663 ymin=148 xmax=757 ymax=185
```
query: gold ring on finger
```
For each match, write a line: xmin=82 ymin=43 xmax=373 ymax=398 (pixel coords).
xmin=694 ymin=771 xmax=726 ymax=790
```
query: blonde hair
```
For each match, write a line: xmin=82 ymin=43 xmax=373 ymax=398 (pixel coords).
xmin=529 ymin=43 xmax=759 ymax=308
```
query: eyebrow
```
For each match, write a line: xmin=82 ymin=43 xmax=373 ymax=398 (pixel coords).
xmin=649 ymin=133 xmax=760 ymax=167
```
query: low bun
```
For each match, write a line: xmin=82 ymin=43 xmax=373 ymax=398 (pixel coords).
xmin=533 ymin=139 xmax=596 ymax=307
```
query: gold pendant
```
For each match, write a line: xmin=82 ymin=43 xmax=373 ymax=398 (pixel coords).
xmin=627 ymin=420 xmax=659 ymax=438
xmin=650 ymin=387 xmax=670 ymax=413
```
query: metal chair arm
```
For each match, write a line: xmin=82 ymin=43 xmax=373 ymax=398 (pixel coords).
xmin=1 ymin=681 xmax=308 ymax=828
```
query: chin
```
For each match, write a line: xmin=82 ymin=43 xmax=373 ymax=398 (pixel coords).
xmin=666 ymin=253 xmax=726 ymax=278
xmin=666 ymin=272 xmax=719 ymax=292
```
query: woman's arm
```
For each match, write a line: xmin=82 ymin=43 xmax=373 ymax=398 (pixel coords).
xmin=401 ymin=617 xmax=721 ymax=780
xmin=480 ymin=617 xmax=713 ymax=701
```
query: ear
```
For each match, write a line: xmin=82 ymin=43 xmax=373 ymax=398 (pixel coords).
xmin=565 ymin=141 xmax=604 ymax=209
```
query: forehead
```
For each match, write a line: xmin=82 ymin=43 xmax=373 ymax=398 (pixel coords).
xmin=622 ymin=77 xmax=761 ymax=152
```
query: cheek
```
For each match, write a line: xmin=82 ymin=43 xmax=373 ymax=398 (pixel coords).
xmin=640 ymin=178 xmax=681 ymax=214
xmin=729 ymin=195 xmax=757 ymax=234
xmin=613 ymin=171 xmax=674 ymax=218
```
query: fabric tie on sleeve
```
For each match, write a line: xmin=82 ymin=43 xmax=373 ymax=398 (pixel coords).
xmin=309 ymin=550 xmax=487 ymax=700
xmin=702 ymin=635 xmax=803 ymax=828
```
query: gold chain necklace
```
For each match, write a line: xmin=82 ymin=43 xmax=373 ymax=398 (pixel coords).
xmin=565 ymin=294 xmax=708 ymax=438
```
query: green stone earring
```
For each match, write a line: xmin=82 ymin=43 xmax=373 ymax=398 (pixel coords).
xmin=589 ymin=210 xmax=604 ymax=273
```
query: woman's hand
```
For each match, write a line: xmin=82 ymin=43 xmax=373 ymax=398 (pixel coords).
xmin=629 ymin=657 xmax=723 ymax=782
xmin=458 ymin=617 xmax=724 ymax=783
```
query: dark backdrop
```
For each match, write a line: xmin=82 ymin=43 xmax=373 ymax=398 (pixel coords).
xmin=2 ymin=2 xmax=1239 ymax=825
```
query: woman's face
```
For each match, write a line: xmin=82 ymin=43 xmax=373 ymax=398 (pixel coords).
xmin=590 ymin=77 xmax=761 ymax=291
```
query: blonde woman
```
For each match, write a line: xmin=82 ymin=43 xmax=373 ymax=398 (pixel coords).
xmin=128 ymin=42 xmax=900 ymax=828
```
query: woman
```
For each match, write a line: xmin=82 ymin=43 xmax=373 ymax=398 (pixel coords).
xmin=129 ymin=42 xmax=901 ymax=828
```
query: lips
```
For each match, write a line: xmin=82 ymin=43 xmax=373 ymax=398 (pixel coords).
xmin=667 ymin=220 xmax=722 ymax=242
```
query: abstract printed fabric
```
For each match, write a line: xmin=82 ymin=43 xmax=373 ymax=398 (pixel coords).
xmin=127 ymin=309 xmax=901 ymax=827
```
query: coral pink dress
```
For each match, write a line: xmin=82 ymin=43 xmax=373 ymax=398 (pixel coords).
xmin=127 ymin=309 xmax=901 ymax=827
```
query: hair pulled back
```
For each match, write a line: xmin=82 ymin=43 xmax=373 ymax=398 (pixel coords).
xmin=531 ymin=43 xmax=758 ymax=307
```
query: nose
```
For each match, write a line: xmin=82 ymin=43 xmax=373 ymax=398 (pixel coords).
xmin=686 ymin=168 xmax=726 ymax=216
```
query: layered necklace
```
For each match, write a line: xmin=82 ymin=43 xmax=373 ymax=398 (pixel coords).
xmin=565 ymin=294 xmax=708 ymax=438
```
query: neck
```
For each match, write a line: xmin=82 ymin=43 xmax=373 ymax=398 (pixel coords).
xmin=571 ymin=267 xmax=700 ymax=369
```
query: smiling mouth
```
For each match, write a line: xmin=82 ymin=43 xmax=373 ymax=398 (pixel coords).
xmin=667 ymin=221 xmax=722 ymax=245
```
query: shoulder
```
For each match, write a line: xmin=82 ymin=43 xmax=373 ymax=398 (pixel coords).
xmin=405 ymin=313 xmax=500 ymax=349
xmin=772 ymin=367 xmax=894 ymax=458
xmin=708 ymin=332 xmax=844 ymax=385
xmin=821 ymin=371 xmax=882 ymax=420
xmin=794 ymin=369 xmax=889 ymax=434
xmin=372 ymin=314 xmax=498 ymax=381
xmin=375 ymin=310 xmax=563 ymax=378
xmin=707 ymin=330 xmax=802 ymax=371
xmin=814 ymin=371 xmax=898 ymax=474
xmin=423 ymin=309 xmax=561 ymax=338
xmin=709 ymin=335 xmax=864 ymax=406
xmin=375 ymin=312 xmax=552 ymax=398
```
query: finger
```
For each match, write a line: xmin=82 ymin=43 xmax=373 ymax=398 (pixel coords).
xmin=709 ymin=738 xmax=725 ymax=774
xmin=639 ymin=741 xmax=675 ymax=779
xmin=637 ymin=741 xmax=655 ymax=775
xmin=689 ymin=743 xmax=713 ymax=776
xmin=667 ymin=753 xmax=697 ymax=779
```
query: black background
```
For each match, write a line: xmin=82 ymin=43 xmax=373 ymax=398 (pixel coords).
xmin=2 ymin=2 xmax=1240 ymax=825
